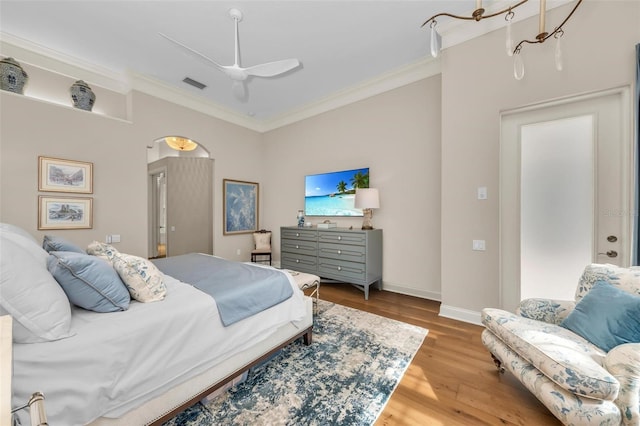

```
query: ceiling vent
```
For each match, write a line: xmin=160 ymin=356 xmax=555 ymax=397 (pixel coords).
xmin=182 ymin=77 xmax=206 ymax=90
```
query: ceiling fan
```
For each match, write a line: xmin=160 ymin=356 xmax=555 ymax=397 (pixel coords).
xmin=160 ymin=8 xmax=301 ymax=102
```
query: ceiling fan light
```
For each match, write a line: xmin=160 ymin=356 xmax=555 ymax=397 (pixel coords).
xmin=165 ymin=136 xmax=198 ymax=151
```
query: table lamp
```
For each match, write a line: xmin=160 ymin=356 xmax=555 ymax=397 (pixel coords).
xmin=354 ymin=188 xmax=380 ymax=230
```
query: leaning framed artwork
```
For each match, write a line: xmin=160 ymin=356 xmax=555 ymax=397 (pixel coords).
xmin=38 ymin=196 xmax=93 ymax=230
xmin=223 ymin=179 xmax=258 ymax=235
xmin=38 ymin=156 xmax=93 ymax=193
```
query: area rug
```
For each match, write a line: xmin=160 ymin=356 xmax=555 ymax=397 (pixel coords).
xmin=163 ymin=300 xmax=428 ymax=426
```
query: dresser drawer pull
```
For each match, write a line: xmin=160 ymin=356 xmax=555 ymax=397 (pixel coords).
xmin=296 ymin=259 xmax=300 ymax=263
xmin=296 ymin=233 xmax=300 ymax=237
xmin=296 ymin=245 xmax=299 ymax=249
xmin=337 ymin=250 xmax=342 ymax=255
xmin=337 ymin=266 xmax=342 ymax=271
xmin=338 ymin=236 xmax=342 ymax=241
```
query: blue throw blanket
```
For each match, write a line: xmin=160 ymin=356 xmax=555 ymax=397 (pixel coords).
xmin=152 ymin=254 xmax=293 ymax=326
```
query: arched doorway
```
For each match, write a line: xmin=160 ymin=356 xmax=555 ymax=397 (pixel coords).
xmin=147 ymin=137 xmax=214 ymax=258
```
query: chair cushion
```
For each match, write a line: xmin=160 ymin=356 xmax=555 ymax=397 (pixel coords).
xmin=576 ymin=263 xmax=640 ymax=303
xmin=561 ymin=281 xmax=640 ymax=352
xmin=482 ymin=308 xmax=619 ymax=401
xmin=253 ymin=232 xmax=271 ymax=250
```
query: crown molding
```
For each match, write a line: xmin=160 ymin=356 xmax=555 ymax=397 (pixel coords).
xmin=0 ymin=32 xmax=130 ymax=93
xmin=0 ymin=30 xmax=440 ymax=133
xmin=129 ymin=72 xmax=264 ymax=132
xmin=260 ymin=57 xmax=441 ymax=132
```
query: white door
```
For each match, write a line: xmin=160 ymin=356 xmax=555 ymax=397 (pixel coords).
xmin=500 ymin=88 xmax=632 ymax=312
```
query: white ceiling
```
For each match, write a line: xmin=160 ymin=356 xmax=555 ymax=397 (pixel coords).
xmin=0 ymin=1 xmax=557 ymax=124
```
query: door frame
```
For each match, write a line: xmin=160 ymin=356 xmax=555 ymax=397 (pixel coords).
xmin=499 ymin=86 xmax=633 ymax=311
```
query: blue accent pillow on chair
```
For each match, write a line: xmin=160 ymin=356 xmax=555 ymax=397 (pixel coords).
xmin=560 ymin=281 xmax=640 ymax=352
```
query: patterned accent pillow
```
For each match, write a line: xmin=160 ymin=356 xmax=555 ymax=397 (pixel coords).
xmin=87 ymin=241 xmax=119 ymax=263
xmin=112 ymin=253 xmax=167 ymax=302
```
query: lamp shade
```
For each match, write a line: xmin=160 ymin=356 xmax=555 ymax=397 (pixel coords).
xmin=354 ymin=188 xmax=380 ymax=209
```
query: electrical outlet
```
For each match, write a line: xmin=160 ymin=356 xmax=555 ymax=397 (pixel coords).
xmin=111 ymin=234 xmax=121 ymax=243
xmin=236 ymin=249 xmax=241 ymax=256
xmin=105 ymin=235 xmax=112 ymax=244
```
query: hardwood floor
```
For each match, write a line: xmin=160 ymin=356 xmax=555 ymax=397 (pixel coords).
xmin=314 ymin=283 xmax=562 ymax=426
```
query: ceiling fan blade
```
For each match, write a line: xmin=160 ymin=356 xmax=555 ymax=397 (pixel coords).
xmin=244 ymin=59 xmax=301 ymax=78
xmin=158 ymin=32 xmax=224 ymax=71
xmin=231 ymin=80 xmax=248 ymax=102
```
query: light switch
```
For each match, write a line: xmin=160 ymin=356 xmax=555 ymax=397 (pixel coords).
xmin=473 ymin=240 xmax=486 ymax=251
xmin=477 ymin=186 xmax=488 ymax=200
xmin=111 ymin=234 xmax=121 ymax=243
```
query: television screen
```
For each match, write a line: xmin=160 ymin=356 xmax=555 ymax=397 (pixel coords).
xmin=305 ymin=167 xmax=369 ymax=216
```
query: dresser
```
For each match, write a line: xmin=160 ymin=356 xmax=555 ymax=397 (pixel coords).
xmin=280 ymin=227 xmax=382 ymax=300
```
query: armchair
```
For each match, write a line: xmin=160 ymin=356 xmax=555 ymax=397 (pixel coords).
xmin=482 ymin=263 xmax=640 ymax=425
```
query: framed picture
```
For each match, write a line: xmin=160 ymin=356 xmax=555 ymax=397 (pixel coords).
xmin=223 ymin=179 xmax=258 ymax=235
xmin=38 ymin=196 xmax=93 ymax=230
xmin=39 ymin=156 xmax=93 ymax=193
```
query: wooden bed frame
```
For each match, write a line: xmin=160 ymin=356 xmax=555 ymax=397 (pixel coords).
xmin=89 ymin=296 xmax=314 ymax=426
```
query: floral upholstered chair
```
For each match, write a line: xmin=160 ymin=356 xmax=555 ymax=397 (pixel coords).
xmin=481 ymin=263 xmax=640 ymax=426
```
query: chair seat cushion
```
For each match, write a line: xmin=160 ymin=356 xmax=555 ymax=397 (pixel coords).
xmin=482 ymin=308 xmax=619 ymax=401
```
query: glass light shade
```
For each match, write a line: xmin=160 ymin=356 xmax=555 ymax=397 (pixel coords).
xmin=555 ymin=35 xmax=563 ymax=71
xmin=354 ymin=188 xmax=380 ymax=209
xmin=514 ymin=54 xmax=525 ymax=80
xmin=430 ymin=25 xmax=441 ymax=58
xmin=165 ymin=136 xmax=198 ymax=151
xmin=505 ymin=19 xmax=513 ymax=56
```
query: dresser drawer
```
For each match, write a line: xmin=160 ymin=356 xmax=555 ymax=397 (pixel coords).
xmin=318 ymin=258 xmax=365 ymax=284
xmin=318 ymin=231 xmax=366 ymax=246
xmin=281 ymin=228 xmax=317 ymax=242
xmin=282 ymin=252 xmax=318 ymax=274
xmin=318 ymin=242 xmax=365 ymax=263
xmin=281 ymin=239 xmax=317 ymax=256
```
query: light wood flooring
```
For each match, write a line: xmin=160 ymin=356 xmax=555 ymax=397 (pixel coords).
xmin=314 ymin=283 xmax=562 ymax=426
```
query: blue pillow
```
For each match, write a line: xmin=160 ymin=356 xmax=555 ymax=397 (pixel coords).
xmin=560 ymin=281 xmax=640 ymax=352
xmin=47 ymin=251 xmax=130 ymax=312
xmin=43 ymin=235 xmax=85 ymax=254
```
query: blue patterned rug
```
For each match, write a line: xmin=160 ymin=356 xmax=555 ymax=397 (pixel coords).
xmin=163 ymin=300 xmax=428 ymax=426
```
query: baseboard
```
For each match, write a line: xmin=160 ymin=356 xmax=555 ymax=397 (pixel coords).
xmin=381 ymin=282 xmax=441 ymax=301
xmin=439 ymin=304 xmax=482 ymax=326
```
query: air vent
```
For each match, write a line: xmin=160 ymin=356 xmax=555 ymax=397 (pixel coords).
xmin=182 ymin=77 xmax=206 ymax=90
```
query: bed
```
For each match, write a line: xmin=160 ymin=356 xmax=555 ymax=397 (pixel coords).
xmin=1 ymin=224 xmax=313 ymax=426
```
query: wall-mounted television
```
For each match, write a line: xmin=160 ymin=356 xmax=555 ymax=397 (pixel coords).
xmin=304 ymin=167 xmax=369 ymax=216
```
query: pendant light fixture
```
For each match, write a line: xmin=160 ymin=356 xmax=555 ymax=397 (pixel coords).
xmin=422 ymin=0 xmax=583 ymax=80
xmin=163 ymin=136 xmax=198 ymax=152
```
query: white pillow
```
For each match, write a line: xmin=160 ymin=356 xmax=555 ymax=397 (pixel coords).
xmin=0 ymin=223 xmax=39 ymax=245
xmin=111 ymin=253 xmax=167 ymax=302
xmin=0 ymin=227 xmax=48 ymax=266
xmin=0 ymin=238 xmax=73 ymax=343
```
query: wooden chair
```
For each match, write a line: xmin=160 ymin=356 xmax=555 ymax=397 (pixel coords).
xmin=251 ymin=229 xmax=272 ymax=265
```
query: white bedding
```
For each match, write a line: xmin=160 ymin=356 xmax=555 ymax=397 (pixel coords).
xmin=12 ymin=273 xmax=306 ymax=426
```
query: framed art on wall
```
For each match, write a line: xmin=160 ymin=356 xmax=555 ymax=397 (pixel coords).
xmin=38 ymin=196 xmax=93 ymax=230
xmin=38 ymin=156 xmax=93 ymax=193
xmin=223 ymin=179 xmax=258 ymax=235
